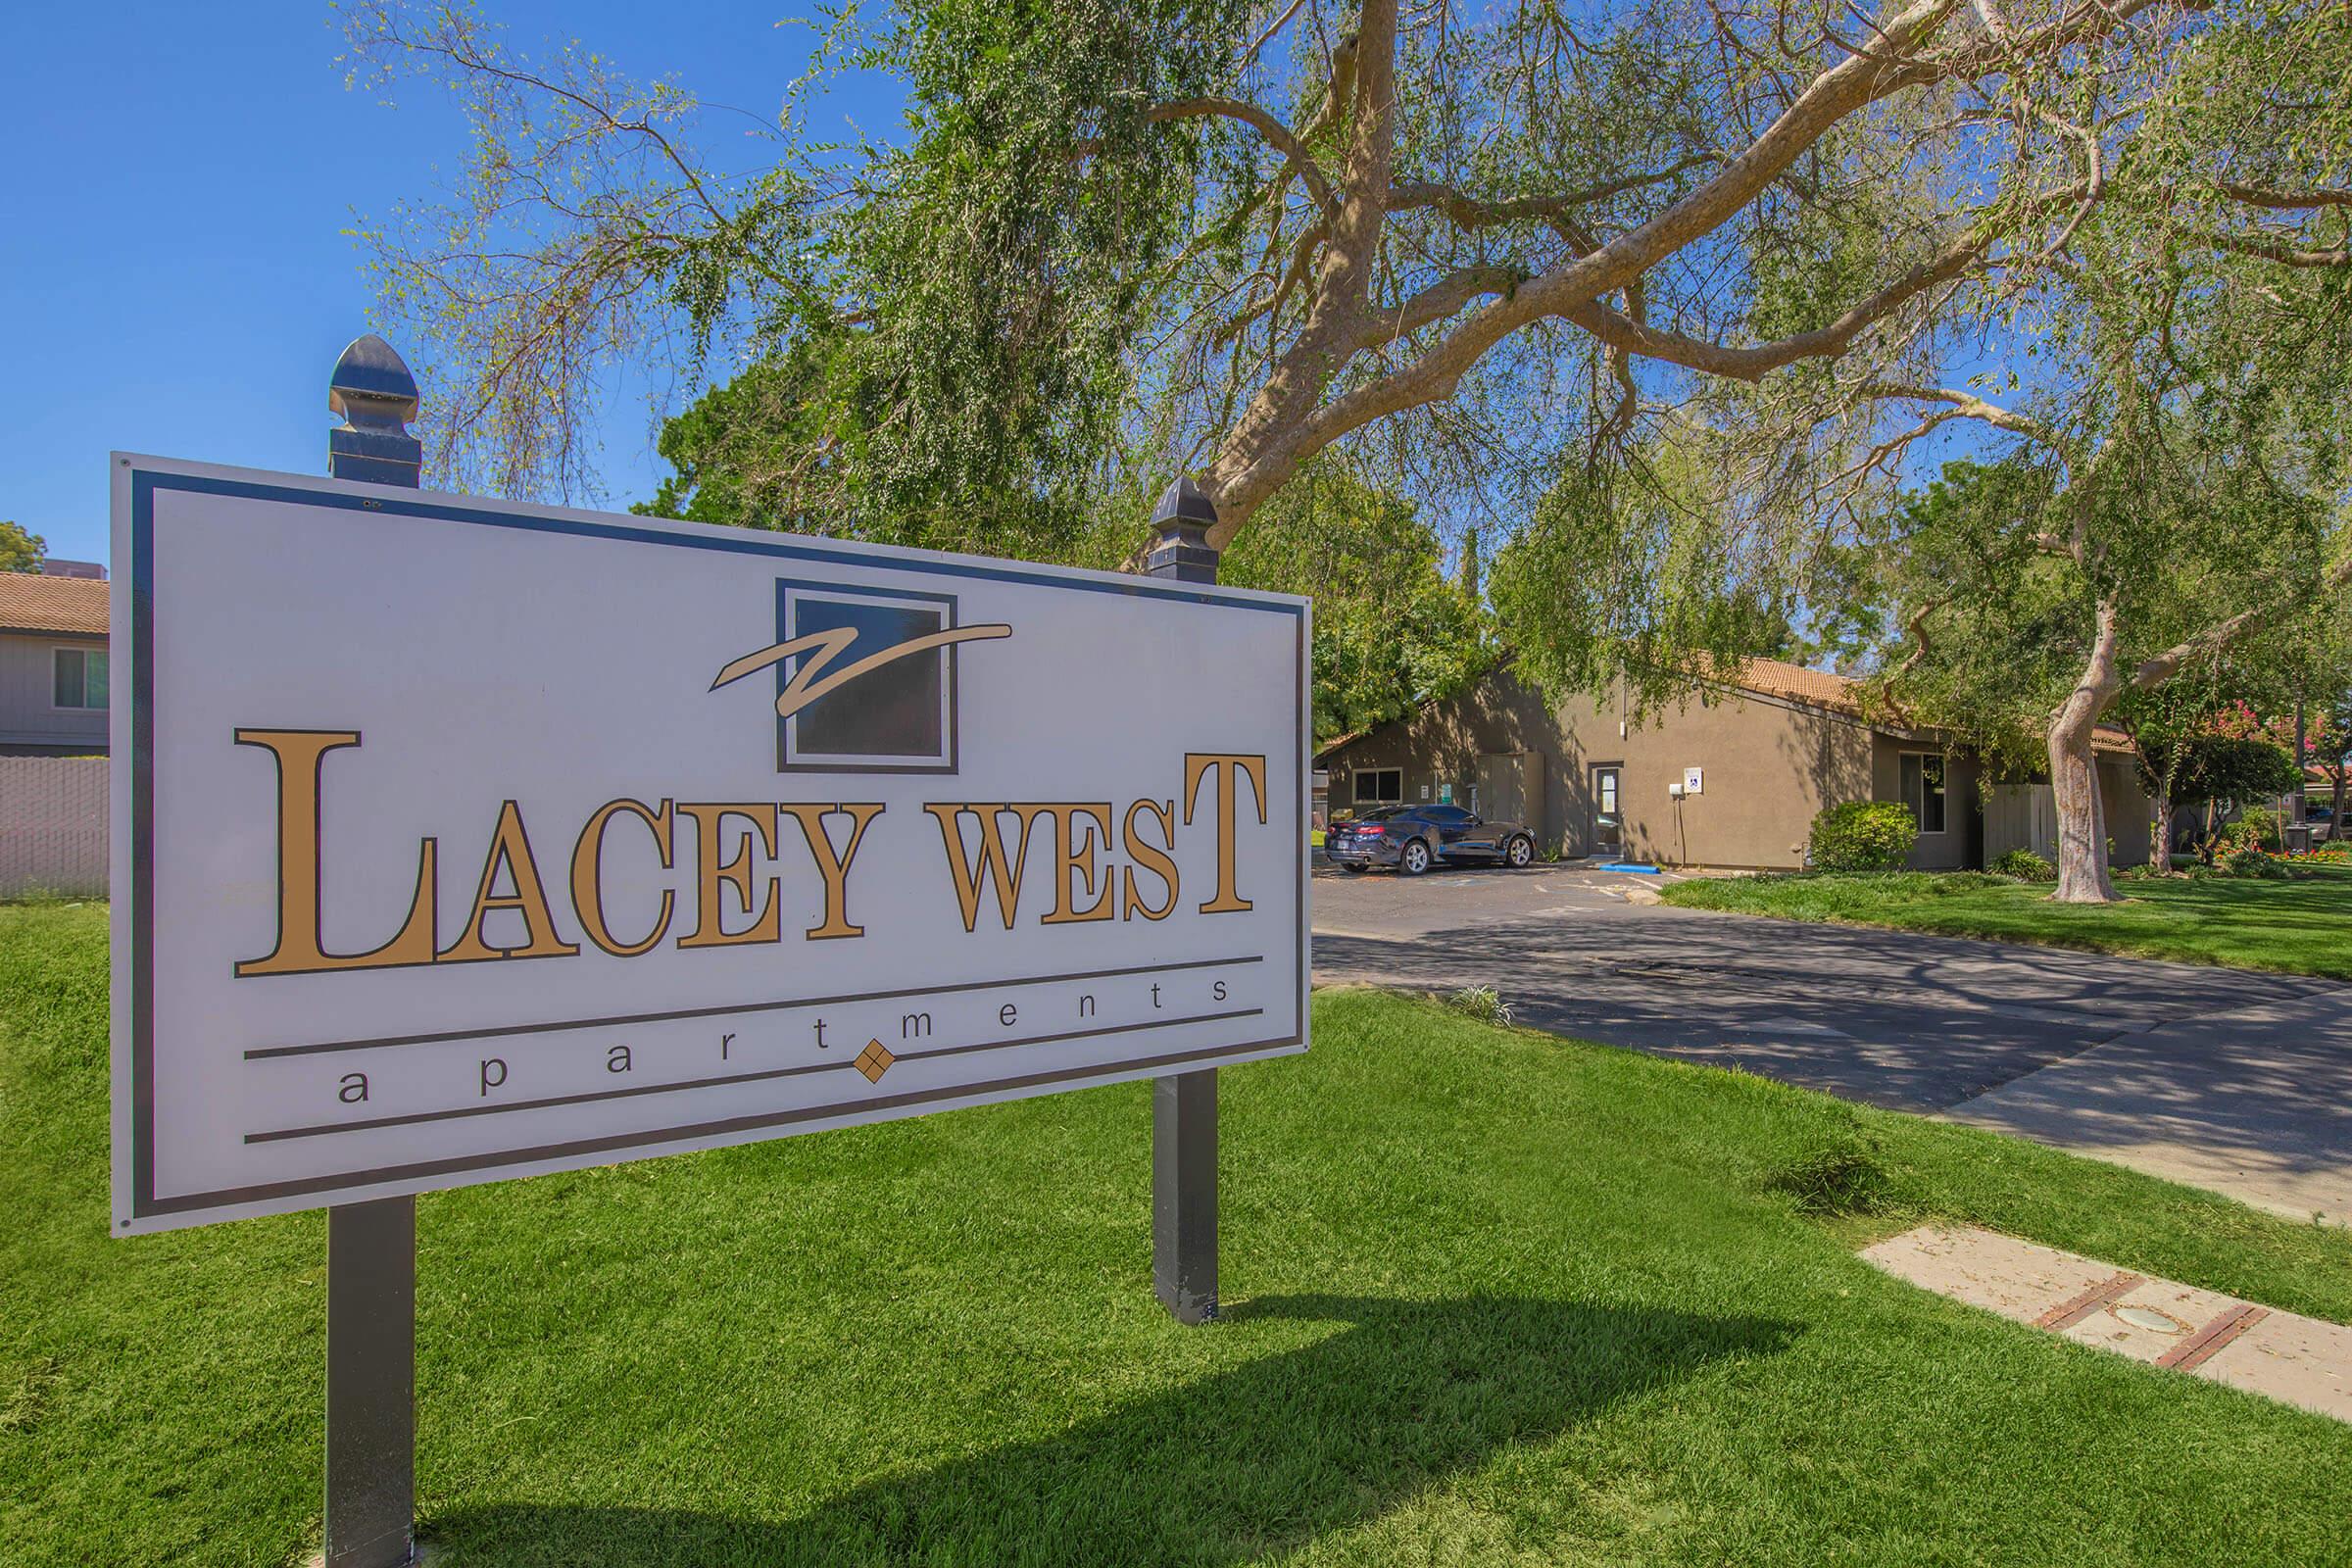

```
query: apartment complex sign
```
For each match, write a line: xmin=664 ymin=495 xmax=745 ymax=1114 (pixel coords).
xmin=111 ymin=457 xmax=1308 ymax=1233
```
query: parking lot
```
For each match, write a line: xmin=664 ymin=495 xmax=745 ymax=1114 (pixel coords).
xmin=1309 ymin=858 xmax=1689 ymax=940
xmin=1310 ymin=863 xmax=2352 ymax=1222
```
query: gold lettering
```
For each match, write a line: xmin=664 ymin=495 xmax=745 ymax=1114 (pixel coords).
xmin=570 ymin=799 xmax=676 ymax=957
xmin=1184 ymin=753 xmax=1268 ymax=914
xmin=1121 ymin=798 xmax=1179 ymax=920
xmin=1017 ymin=803 xmax=1113 ymax=924
xmin=780 ymin=803 xmax=885 ymax=940
xmin=233 ymin=729 xmax=437 ymax=976
xmin=925 ymin=805 xmax=1036 ymax=932
xmin=439 ymin=801 xmax=581 ymax=962
xmin=676 ymin=804 xmax=783 ymax=948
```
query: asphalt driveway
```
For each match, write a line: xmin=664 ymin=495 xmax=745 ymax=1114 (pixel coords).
xmin=1312 ymin=867 xmax=2352 ymax=1222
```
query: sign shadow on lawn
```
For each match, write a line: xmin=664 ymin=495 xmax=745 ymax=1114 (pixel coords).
xmin=426 ymin=1292 xmax=1796 ymax=1564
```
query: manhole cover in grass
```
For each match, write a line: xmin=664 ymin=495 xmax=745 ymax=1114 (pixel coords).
xmin=2113 ymin=1305 xmax=2187 ymax=1334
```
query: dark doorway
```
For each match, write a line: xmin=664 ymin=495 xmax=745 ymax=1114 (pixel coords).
xmin=1590 ymin=764 xmax=1623 ymax=858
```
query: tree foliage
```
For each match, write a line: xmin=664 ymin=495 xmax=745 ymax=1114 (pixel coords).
xmin=2149 ymin=735 xmax=2303 ymax=808
xmin=344 ymin=0 xmax=2326 ymax=548
xmin=345 ymin=0 xmax=2352 ymax=902
xmin=0 ymin=521 xmax=44 ymax=574
xmin=1216 ymin=462 xmax=1489 ymax=740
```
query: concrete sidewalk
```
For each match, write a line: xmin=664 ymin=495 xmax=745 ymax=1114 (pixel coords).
xmin=1865 ymin=1225 xmax=2352 ymax=1423
xmin=1942 ymin=989 xmax=2352 ymax=1225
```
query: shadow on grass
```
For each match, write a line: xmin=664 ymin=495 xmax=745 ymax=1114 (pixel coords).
xmin=426 ymin=1293 xmax=1794 ymax=1567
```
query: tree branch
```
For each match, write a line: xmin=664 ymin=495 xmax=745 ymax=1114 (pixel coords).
xmin=2217 ymin=181 xmax=2352 ymax=210
xmin=2204 ymin=231 xmax=2352 ymax=269
xmin=2132 ymin=553 xmax=2352 ymax=689
xmin=1148 ymin=98 xmax=1338 ymax=217
xmin=1387 ymin=155 xmax=1722 ymax=235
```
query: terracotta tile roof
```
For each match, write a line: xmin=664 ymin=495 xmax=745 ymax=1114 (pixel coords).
xmin=1726 ymin=657 xmax=2134 ymax=755
xmin=0 ymin=573 xmax=107 ymax=636
xmin=1728 ymin=658 xmax=1868 ymax=714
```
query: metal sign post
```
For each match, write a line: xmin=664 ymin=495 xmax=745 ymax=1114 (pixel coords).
xmin=321 ymin=335 xmax=421 ymax=1568
xmin=1145 ymin=477 xmax=1221 ymax=1325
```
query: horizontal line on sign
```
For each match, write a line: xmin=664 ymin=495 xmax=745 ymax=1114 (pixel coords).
xmin=244 ymin=1007 xmax=1265 ymax=1145
xmin=142 ymin=1031 xmax=1301 ymax=1221
xmin=243 ymin=955 xmax=1263 ymax=1060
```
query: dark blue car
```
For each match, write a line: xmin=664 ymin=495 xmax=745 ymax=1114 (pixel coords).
xmin=1325 ymin=804 xmax=1537 ymax=875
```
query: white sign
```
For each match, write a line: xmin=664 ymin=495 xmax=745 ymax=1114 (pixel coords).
xmin=1683 ymin=767 xmax=1703 ymax=797
xmin=111 ymin=457 xmax=1309 ymax=1233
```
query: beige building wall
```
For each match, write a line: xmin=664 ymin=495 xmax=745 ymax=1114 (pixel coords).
xmin=1326 ymin=669 xmax=1885 ymax=868
xmin=1868 ymin=736 xmax=1982 ymax=871
xmin=1324 ymin=666 xmax=2158 ymax=871
xmin=0 ymin=632 xmax=109 ymax=753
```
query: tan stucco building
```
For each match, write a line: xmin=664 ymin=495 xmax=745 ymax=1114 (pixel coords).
xmin=1317 ymin=660 xmax=2152 ymax=871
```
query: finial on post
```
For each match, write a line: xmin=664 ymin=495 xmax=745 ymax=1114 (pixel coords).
xmin=327 ymin=334 xmax=422 ymax=489
xmin=1147 ymin=476 xmax=1220 ymax=584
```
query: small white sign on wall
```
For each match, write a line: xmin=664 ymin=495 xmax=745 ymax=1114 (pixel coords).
xmin=1684 ymin=767 xmax=1704 ymax=796
xmin=111 ymin=455 xmax=1309 ymax=1233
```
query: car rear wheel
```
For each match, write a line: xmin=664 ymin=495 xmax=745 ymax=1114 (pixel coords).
xmin=1505 ymin=834 xmax=1534 ymax=868
xmin=1399 ymin=838 xmax=1432 ymax=875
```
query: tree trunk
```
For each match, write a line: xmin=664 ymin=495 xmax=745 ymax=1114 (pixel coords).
xmin=2048 ymin=603 xmax=2124 ymax=904
xmin=2331 ymin=766 xmax=2346 ymax=847
xmin=2151 ymin=775 xmax=2175 ymax=876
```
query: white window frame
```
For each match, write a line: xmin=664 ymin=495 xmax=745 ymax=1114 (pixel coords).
xmin=50 ymin=645 xmax=108 ymax=712
xmin=1899 ymin=752 xmax=1948 ymax=835
xmin=1352 ymin=766 xmax=1403 ymax=806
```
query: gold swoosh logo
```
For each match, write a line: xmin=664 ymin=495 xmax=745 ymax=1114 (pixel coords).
xmin=710 ymin=621 xmax=1012 ymax=720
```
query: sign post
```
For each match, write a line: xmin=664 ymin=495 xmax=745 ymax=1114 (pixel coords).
xmin=1145 ymin=477 xmax=1222 ymax=1325
xmin=322 ymin=334 xmax=424 ymax=1568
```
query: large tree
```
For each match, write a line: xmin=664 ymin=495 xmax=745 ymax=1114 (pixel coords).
xmin=349 ymin=0 xmax=2350 ymax=899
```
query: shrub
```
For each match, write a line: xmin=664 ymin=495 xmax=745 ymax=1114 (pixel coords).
xmin=2220 ymin=845 xmax=2289 ymax=879
xmin=2230 ymin=808 xmax=2286 ymax=852
xmin=1807 ymin=801 xmax=1918 ymax=872
xmin=1990 ymin=848 xmax=2055 ymax=881
xmin=1443 ymin=985 xmax=1514 ymax=1025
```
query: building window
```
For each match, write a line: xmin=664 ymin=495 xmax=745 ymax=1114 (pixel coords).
xmin=1353 ymin=767 xmax=1402 ymax=805
xmin=53 ymin=648 xmax=108 ymax=710
xmin=1900 ymin=754 xmax=1947 ymax=834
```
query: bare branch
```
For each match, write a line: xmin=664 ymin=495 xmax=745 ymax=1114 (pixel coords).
xmin=1148 ymin=98 xmax=1338 ymax=217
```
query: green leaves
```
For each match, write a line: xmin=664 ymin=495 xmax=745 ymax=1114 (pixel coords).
xmin=761 ymin=0 xmax=1251 ymax=534
xmin=0 ymin=521 xmax=45 ymax=575
xmin=1218 ymin=462 xmax=1490 ymax=741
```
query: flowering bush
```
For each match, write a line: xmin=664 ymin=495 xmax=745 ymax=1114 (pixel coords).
xmin=1807 ymin=802 xmax=1918 ymax=872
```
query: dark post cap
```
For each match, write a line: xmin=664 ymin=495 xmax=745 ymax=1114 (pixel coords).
xmin=1152 ymin=475 xmax=1219 ymax=530
xmin=1146 ymin=475 xmax=1221 ymax=584
xmin=328 ymin=333 xmax=422 ymax=488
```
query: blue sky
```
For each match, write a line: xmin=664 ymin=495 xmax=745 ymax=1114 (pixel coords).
xmin=0 ymin=2 xmax=883 ymax=569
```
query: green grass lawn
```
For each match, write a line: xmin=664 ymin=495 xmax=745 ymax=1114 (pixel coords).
xmin=5 ymin=903 xmax=2350 ymax=1567
xmin=1659 ymin=861 xmax=2352 ymax=979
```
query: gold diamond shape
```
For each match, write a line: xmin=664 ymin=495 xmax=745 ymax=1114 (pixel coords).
xmin=854 ymin=1038 xmax=895 ymax=1083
